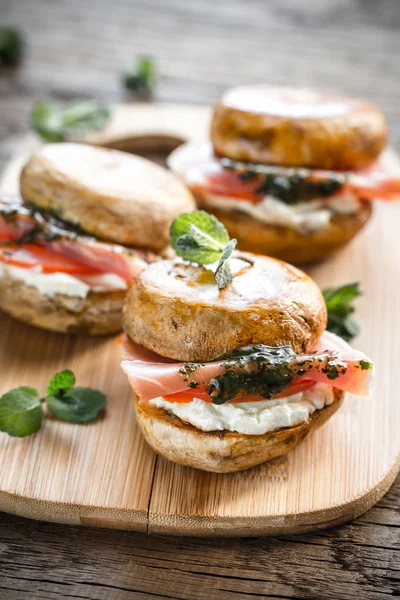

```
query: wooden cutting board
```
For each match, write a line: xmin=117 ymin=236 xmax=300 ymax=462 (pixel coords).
xmin=0 ymin=104 xmax=399 ymax=536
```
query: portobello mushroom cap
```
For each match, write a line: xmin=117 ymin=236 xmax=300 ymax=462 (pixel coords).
xmin=123 ymin=253 xmax=327 ymax=361
xmin=20 ymin=142 xmax=196 ymax=253
xmin=211 ymin=85 xmax=388 ymax=170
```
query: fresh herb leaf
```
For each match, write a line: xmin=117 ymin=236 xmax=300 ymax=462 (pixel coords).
xmin=215 ymin=239 xmax=237 ymax=290
xmin=31 ymin=100 xmax=110 ymax=142
xmin=123 ymin=56 xmax=156 ymax=94
xmin=323 ymin=282 xmax=361 ymax=342
xmin=170 ymin=210 xmax=247 ymax=289
xmin=46 ymin=387 xmax=107 ymax=423
xmin=46 ymin=369 xmax=76 ymax=397
xmin=0 ymin=387 xmax=42 ymax=437
xmin=0 ymin=371 xmax=107 ymax=438
xmin=171 ymin=210 xmax=229 ymax=265
xmin=31 ymin=102 xmax=64 ymax=142
xmin=0 ymin=27 xmax=24 ymax=66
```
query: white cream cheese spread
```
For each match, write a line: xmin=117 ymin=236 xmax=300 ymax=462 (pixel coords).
xmin=150 ymin=383 xmax=335 ymax=435
xmin=205 ymin=192 xmax=360 ymax=233
xmin=0 ymin=263 xmax=127 ymax=298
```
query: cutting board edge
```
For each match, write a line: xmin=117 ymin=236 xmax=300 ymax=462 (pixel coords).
xmin=0 ymin=449 xmax=397 ymax=535
xmin=0 ymin=489 xmax=149 ymax=532
xmin=148 ymin=452 xmax=400 ymax=537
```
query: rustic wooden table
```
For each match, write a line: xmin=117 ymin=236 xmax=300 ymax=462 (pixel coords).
xmin=0 ymin=1 xmax=399 ymax=598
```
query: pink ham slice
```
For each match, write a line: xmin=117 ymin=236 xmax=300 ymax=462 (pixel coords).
xmin=43 ymin=238 xmax=146 ymax=283
xmin=121 ymin=331 xmax=373 ymax=402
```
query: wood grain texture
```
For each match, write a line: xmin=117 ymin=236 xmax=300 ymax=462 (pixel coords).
xmin=0 ymin=317 xmax=156 ymax=530
xmin=0 ymin=0 xmax=399 ymax=596
xmin=0 ymin=104 xmax=399 ymax=538
xmin=0 ymin=482 xmax=398 ymax=600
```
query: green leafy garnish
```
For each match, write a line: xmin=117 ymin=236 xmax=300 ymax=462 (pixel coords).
xmin=46 ymin=369 xmax=75 ymax=397
xmin=31 ymin=100 xmax=110 ymax=142
xmin=171 ymin=210 xmax=230 ymax=264
xmin=46 ymin=387 xmax=107 ymax=423
xmin=123 ymin=56 xmax=156 ymax=94
xmin=0 ymin=28 xmax=24 ymax=66
xmin=0 ymin=387 xmax=42 ymax=437
xmin=323 ymin=283 xmax=361 ymax=342
xmin=170 ymin=210 xmax=241 ymax=289
xmin=0 ymin=371 xmax=107 ymax=438
xmin=215 ymin=239 xmax=237 ymax=290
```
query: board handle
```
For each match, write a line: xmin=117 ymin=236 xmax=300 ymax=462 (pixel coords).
xmin=85 ymin=103 xmax=211 ymax=152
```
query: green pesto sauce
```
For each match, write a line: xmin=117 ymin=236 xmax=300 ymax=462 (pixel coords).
xmin=221 ymin=158 xmax=347 ymax=205
xmin=359 ymin=359 xmax=372 ymax=371
xmin=254 ymin=172 xmax=345 ymax=204
xmin=179 ymin=344 xmax=371 ymax=405
xmin=0 ymin=197 xmax=93 ymax=244
xmin=209 ymin=345 xmax=297 ymax=404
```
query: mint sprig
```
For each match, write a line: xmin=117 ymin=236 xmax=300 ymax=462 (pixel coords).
xmin=123 ymin=56 xmax=156 ymax=95
xmin=0 ymin=370 xmax=107 ymax=438
xmin=31 ymin=100 xmax=110 ymax=142
xmin=46 ymin=369 xmax=75 ymax=397
xmin=323 ymin=282 xmax=361 ymax=342
xmin=170 ymin=210 xmax=246 ymax=289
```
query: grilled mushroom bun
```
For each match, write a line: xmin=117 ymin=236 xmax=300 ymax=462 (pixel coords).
xmin=121 ymin=252 xmax=373 ymax=472
xmin=211 ymin=86 xmax=387 ymax=170
xmin=20 ymin=143 xmax=195 ymax=253
xmin=0 ymin=144 xmax=195 ymax=334
xmin=123 ymin=253 xmax=327 ymax=361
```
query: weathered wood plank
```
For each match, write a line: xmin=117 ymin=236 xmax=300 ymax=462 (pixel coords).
xmin=0 ymin=479 xmax=398 ymax=600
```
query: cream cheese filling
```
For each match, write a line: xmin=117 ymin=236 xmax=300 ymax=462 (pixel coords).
xmin=150 ymin=383 xmax=335 ymax=435
xmin=0 ymin=263 xmax=127 ymax=298
xmin=204 ymin=193 xmax=360 ymax=233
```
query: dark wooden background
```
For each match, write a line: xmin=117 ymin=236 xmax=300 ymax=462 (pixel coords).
xmin=0 ymin=1 xmax=399 ymax=598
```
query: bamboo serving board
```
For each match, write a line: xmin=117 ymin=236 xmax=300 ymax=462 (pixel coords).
xmin=0 ymin=104 xmax=399 ymax=537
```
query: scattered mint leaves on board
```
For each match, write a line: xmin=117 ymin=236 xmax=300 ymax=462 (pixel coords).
xmin=0 ymin=371 xmax=107 ymax=438
xmin=32 ymin=100 xmax=110 ymax=142
xmin=0 ymin=387 xmax=42 ymax=437
xmin=46 ymin=387 xmax=107 ymax=423
xmin=323 ymin=282 xmax=361 ymax=342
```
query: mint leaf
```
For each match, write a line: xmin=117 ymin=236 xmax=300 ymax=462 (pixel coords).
xmin=123 ymin=56 xmax=156 ymax=94
xmin=31 ymin=102 xmax=64 ymax=142
xmin=170 ymin=210 xmax=229 ymax=265
xmin=46 ymin=369 xmax=76 ymax=398
xmin=323 ymin=282 xmax=361 ymax=342
xmin=32 ymin=100 xmax=110 ymax=142
xmin=0 ymin=27 xmax=24 ymax=66
xmin=0 ymin=387 xmax=42 ymax=437
xmin=61 ymin=101 xmax=110 ymax=133
xmin=215 ymin=239 xmax=237 ymax=289
xmin=174 ymin=234 xmax=223 ymax=265
xmin=46 ymin=387 xmax=107 ymax=423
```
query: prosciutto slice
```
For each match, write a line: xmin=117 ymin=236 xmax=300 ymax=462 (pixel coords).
xmin=43 ymin=238 xmax=146 ymax=282
xmin=121 ymin=331 xmax=373 ymax=403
